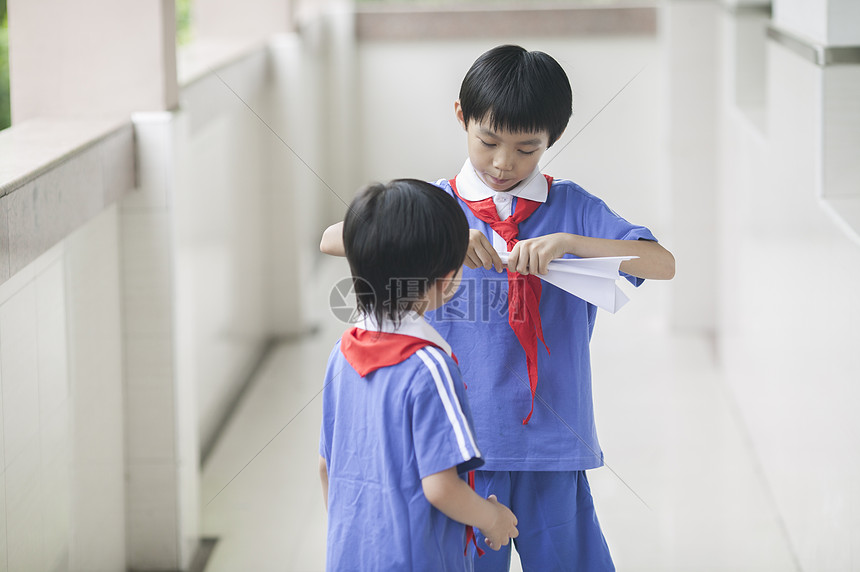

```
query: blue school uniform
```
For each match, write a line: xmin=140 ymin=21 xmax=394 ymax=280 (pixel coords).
xmin=426 ymin=159 xmax=657 ymax=570
xmin=319 ymin=313 xmax=484 ymax=571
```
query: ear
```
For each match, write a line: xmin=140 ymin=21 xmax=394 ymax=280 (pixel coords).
xmin=433 ymin=269 xmax=458 ymax=302
xmin=432 ymin=269 xmax=458 ymax=294
xmin=454 ymin=100 xmax=467 ymax=131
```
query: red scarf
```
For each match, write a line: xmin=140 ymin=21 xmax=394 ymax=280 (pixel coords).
xmin=340 ymin=327 xmax=451 ymax=376
xmin=450 ymin=176 xmax=552 ymax=425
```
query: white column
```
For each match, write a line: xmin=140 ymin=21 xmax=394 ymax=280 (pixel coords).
xmin=7 ymin=0 xmax=177 ymax=123
xmin=121 ymin=111 xmax=200 ymax=571
xmin=664 ymin=1 xmax=722 ymax=334
xmin=66 ymin=207 xmax=127 ymax=572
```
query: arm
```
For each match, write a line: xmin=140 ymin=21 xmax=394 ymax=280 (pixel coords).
xmin=323 ymin=219 xmax=508 ymax=273
xmin=319 ymin=455 xmax=329 ymax=511
xmin=508 ymin=232 xmax=675 ymax=280
xmin=422 ymin=468 xmax=518 ymax=551
xmin=320 ymin=221 xmax=346 ymax=256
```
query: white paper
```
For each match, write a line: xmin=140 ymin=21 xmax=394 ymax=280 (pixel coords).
xmin=497 ymin=252 xmax=638 ymax=313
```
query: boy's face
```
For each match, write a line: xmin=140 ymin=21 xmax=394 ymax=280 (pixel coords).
xmin=456 ymin=101 xmax=551 ymax=193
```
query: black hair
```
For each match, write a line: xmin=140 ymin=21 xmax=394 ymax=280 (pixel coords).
xmin=343 ymin=179 xmax=469 ymax=327
xmin=459 ymin=44 xmax=573 ymax=146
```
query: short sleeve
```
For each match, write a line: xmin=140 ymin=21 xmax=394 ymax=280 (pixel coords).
xmin=319 ymin=420 xmax=327 ymax=459
xmin=318 ymin=342 xmax=341 ymax=462
xmin=411 ymin=347 xmax=483 ymax=478
xmin=580 ymin=193 xmax=658 ymax=287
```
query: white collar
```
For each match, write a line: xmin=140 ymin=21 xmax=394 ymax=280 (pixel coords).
xmin=359 ymin=312 xmax=453 ymax=357
xmin=454 ymin=159 xmax=548 ymax=203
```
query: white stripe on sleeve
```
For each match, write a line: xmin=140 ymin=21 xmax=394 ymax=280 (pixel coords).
xmin=416 ymin=348 xmax=474 ymax=462
xmin=424 ymin=347 xmax=480 ymax=457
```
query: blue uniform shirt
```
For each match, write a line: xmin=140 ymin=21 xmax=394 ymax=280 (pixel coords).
xmin=426 ymin=161 xmax=657 ymax=472
xmin=320 ymin=314 xmax=484 ymax=571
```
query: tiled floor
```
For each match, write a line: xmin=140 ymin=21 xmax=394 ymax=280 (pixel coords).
xmin=200 ymin=256 xmax=342 ymax=572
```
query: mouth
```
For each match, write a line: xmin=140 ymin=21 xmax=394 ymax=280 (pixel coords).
xmin=484 ymin=174 xmax=510 ymax=187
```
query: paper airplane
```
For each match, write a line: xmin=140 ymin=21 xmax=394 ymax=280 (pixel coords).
xmin=497 ymin=252 xmax=638 ymax=313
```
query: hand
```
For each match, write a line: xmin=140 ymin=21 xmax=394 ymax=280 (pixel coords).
xmin=464 ymin=229 xmax=505 ymax=273
xmin=507 ymin=233 xmax=574 ymax=275
xmin=480 ymin=495 xmax=519 ymax=551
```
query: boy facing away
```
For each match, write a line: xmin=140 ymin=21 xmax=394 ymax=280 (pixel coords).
xmin=321 ymin=46 xmax=675 ymax=571
xmin=319 ymin=179 xmax=519 ymax=571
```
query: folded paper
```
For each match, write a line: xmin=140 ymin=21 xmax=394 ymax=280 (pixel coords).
xmin=497 ymin=252 xmax=638 ymax=313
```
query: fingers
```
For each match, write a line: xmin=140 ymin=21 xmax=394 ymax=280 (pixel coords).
xmin=484 ymin=533 xmax=515 ymax=550
xmin=482 ymin=494 xmax=518 ymax=551
xmin=536 ymin=251 xmax=550 ymax=275
xmin=472 ymin=234 xmax=569 ymax=276
xmin=474 ymin=246 xmax=496 ymax=271
xmin=464 ymin=251 xmax=480 ymax=269
xmin=489 ymin=249 xmax=504 ymax=273
xmin=468 ymin=230 xmax=505 ymax=272
xmin=538 ymin=254 xmax=550 ymax=275
xmin=509 ymin=242 xmax=554 ymax=275
xmin=508 ymin=244 xmax=532 ymax=276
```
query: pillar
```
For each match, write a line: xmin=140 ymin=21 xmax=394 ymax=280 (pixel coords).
xmin=7 ymin=0 xmax=177 ymax=123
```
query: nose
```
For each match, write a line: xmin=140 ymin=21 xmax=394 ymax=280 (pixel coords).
xmin=493 ymin=149 xmax=513 ymax=172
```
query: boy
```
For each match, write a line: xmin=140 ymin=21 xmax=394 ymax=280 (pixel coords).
xmin=321 ymin=46 xmax=675 ymax=570
xmin=319 ymin=179 xmax=519 ymax=571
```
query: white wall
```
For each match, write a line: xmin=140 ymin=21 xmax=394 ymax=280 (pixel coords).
xmin=0 ymin=206 xmax=126 ymax=572
xmin=355 ymin=35 xmax=667 ymax=247
xmin=716 ymin=8 xmax=860 ymax=571
xmin=177 ymin=51 xmax=272 ymax=459
xmin=773 ymin=0 xmax=860 ymax=47
xmin=177 ymin=30 xmax=343 ymax=456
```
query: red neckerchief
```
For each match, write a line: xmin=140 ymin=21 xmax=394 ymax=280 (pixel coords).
xmin=465 ymin=471 xmax=485 ymax=557
xmin=450 ymin=176 xmax=552 ymax=425
xmin=340 ymin=327 xmax=457 ymax=376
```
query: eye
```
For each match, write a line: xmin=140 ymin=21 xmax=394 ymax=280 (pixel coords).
xmin=478 ymin=138 xmax=496 ymax=148
xmin=519 ymin=149 xmax=537 ymax=155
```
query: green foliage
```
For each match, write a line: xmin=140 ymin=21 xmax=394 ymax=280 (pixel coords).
xmin=1 ymin=7 xmax=9 ymax=131
xmin=176 ymin=0 xmax=193 ymax=46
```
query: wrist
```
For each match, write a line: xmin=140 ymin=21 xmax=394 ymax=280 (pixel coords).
xmin=476 ymin=499 xmax=502 ymax=532
xmin=561 ymin=232 xmax=579 ymax=256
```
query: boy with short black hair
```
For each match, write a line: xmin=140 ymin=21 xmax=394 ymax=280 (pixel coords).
xmin=319 ymin=179 xmax=519 ymax=571
xmin=322 ymin=46 xmax=674 ymax=571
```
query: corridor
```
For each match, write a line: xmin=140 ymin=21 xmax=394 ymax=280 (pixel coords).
xmin=1 ymin=1 xmax=858 ymax=571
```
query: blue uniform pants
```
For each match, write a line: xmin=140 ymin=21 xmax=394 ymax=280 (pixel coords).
xmin=471 ymin=470 xmax=614 ymax=572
